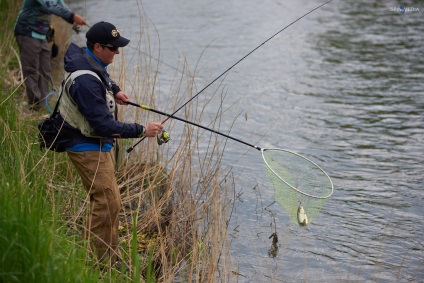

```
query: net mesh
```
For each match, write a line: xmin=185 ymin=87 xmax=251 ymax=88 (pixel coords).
xmin=262 ymin=148 xmax=333 ymax=224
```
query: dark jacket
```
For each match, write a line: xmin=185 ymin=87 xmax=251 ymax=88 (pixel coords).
xmin=14 ymin=0 xmax=74 ymax=37
xmin=57 ymin=43 xmax=144 ymax=148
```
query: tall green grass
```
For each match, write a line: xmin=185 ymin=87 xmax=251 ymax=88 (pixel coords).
xmin=0 ymin=1 xmax=100 ymax=282
xmin=0 ymin=63 xmax=100 ymax=282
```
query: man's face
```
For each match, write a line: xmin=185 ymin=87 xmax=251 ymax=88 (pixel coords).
xmin=94 ymin=43 xmax=120 ymax=64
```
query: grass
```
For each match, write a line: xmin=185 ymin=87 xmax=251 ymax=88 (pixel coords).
xmin=1 ymin=2 xmax=99 ymax=282
xmin=1 ymin=0 xmax=235 ymax=282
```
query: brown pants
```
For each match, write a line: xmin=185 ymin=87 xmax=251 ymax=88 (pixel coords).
xmin=15 ymin=35 xmax=51 ymax=108
xmin=67 ymin=150 xmax=121 ymax=264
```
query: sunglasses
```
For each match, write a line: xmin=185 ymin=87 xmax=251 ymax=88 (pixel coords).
xmin=100 ymin=44 xmax=119 ymax=52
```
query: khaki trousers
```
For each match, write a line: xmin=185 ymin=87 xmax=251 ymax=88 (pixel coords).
xmin=67 ymin=150 xmax=121 ymax=263
xmin=15 ymin=35 xmax=51 ymax=108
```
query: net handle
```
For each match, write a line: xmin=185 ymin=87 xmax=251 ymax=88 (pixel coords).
xmin=261 ymin=148 xmax=334 ymax=199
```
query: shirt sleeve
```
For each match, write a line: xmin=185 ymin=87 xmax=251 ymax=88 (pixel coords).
xmin=110 ymin=80 xmax=121 ymax=96
xmin=37 ymin=0 xmax=74 ymax=23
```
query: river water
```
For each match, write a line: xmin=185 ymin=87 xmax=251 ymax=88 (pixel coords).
xmin=70 ymin=0 xmax=423 ymax=281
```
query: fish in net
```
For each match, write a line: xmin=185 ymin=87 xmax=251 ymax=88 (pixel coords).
xmin=262 ymin=148 xmax=333 ymax=225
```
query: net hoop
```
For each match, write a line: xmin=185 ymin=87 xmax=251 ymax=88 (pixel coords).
xmin=261 ymin=148 xmax=333 ymax=199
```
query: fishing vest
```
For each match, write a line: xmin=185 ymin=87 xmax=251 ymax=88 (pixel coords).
xmin=58 ymin=70 xmax=116 ymax=138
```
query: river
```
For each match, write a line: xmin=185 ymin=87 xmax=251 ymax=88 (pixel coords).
xmin=69 ymin=0 xmax=423 ymax=281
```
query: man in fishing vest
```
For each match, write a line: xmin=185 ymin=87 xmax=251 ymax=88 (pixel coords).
xmin=55 ymin=21 xmax=163 ymax=267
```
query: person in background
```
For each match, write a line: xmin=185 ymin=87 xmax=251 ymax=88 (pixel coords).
xmin=56 ymin=21 xmax=163 ymax=267
xmin=14 ymin=0 xmax=87 ymax=111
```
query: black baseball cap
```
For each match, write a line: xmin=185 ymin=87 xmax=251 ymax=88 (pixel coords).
xmin=86 ymin=21 xmax=130 ymax=47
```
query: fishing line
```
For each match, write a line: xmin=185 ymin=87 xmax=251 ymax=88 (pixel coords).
xmin=126 ymin=44 xmax=182 ymax=73
xmin=127 ymin=0 xmax=334 ymax=153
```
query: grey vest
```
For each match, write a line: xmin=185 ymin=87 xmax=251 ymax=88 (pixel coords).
xmin=58 ymin=70 xmax=115 ymax=138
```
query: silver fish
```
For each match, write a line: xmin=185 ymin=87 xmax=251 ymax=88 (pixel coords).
xmin=297 ymin=203 xmax=309 ymax=226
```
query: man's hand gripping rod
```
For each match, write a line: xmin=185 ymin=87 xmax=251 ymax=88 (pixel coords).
xmin=126 ymin=102 xmax=171 ymax=153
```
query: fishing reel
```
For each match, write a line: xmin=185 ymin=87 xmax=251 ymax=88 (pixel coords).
xmin=72 ymin=25 xmax=82 ymax=34
xmin=157 ymin=130 xmax=171 ymax=145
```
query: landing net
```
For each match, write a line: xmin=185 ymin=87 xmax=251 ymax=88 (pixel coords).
xmin=262 ymin=148 xmax=333 ymax=224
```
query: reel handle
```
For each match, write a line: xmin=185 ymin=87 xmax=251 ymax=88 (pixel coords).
xmin=125 ymin=130 xmax=170 ymax=153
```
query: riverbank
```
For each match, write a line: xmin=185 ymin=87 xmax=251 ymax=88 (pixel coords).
xmin=0 ymin=1 xmax=234 ymax=282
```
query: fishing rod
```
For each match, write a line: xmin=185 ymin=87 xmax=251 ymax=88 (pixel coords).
xmin=127 ymin=101 xmax=260 ymax=150
xmin=126 ymin=0 xmax=334 ymax=153
xmin=127 ymin=101 xmax=334 ymax=205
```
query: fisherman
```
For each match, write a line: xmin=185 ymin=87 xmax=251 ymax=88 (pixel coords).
xmin=56 ymin=21 xmax=163 ymax=267
xmin=14 ymin=0 xmax=87 ymax=111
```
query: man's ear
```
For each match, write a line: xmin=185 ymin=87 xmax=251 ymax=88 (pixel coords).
xmin=93 ymin=43 xmax=103 ymax=53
